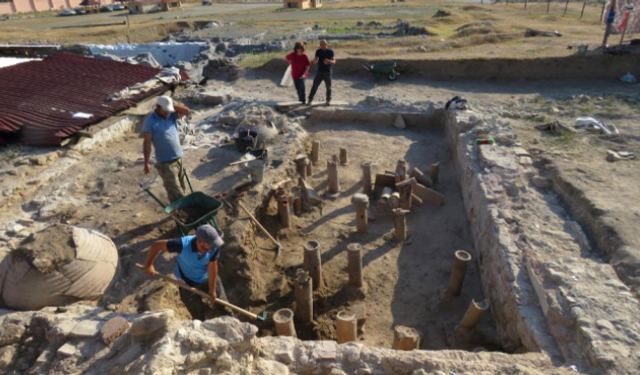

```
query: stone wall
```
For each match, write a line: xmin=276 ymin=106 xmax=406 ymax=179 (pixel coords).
xmin=444 ymin=107 xmax=640 ymax=375
xmin=0 ymin=306 xmax=570 ymax=375
xmin=443 ymin=110 xmax=558 ymax=355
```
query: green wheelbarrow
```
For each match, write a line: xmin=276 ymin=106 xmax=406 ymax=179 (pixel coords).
xmin=143 ymin=169 xmax=224 ymax=237
xmin=361 ymin=61 xmax=400 ymax=81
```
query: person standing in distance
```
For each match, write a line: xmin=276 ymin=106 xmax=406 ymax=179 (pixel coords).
xmin=142 ymin=96 xmax=191 ymax=203
xmin=285 ymin=41 xmax=311 ymax=104
xmin=308 ymin=39 xmax=336 ymax=106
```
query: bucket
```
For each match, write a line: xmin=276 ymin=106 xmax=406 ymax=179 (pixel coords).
xmin=247 ymin=147 xmax=268 ymax=184
xmin=234 ymin=127 xmax=259 ymax=153
xmin=248 ymin=159 xmax=266 ymax=184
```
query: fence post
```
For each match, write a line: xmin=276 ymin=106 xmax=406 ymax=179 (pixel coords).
xmin=547 ymin=0 xmax=551 ymax=13
xmin=563 ymin=0 xmax=569 ymax=16
xmin=524 ymin=0 xmax=527 ymax=9
xmin=602 ymin=0 xmax=617 ymax=46
xmin=580 ymin=1 xmax=586 ymax=19
xmin=619 ymin=13 xmax=629 ymax=45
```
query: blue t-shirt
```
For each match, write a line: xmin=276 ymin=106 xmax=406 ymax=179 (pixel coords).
xmin=142 ymin=111 xmax=183 ymax=163
xmin=315 ymin=48 xmax=335 ymax=73
xmin=167 ymin=235 xmax=220 ymax=285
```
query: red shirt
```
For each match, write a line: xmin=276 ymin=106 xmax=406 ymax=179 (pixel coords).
xmin=286 ymin=52 xmax=310 ymax=80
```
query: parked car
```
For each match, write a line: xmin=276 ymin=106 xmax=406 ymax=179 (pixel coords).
xmin=74 ymin=7 xmax=87 ymax=14
xmin=113 ymin=3 xmax=125 ymax=10
xmin=202 ymin=0 xmax=212 ymax=5
xmin=100 ymin=5 xmax=114 ymax=12
xmin=59 ymin=9 xmax=76 ymax=16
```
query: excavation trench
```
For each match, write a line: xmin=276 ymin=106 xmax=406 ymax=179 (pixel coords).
xmin=226 ymin=107 xmax=512 ymax=352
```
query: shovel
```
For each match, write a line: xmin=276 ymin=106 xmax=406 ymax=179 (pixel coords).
xmin=135 ymin=263 xmax=267 ymax=322
xmin=234 ymin=200 xmax=282 ymax=259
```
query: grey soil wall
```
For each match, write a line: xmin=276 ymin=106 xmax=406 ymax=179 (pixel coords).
xmin=261 ymin=54 xmax=640 ymax=80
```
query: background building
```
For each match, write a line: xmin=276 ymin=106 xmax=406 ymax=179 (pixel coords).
xmin=283 ymin=0 xmax=321 ymax=10
xmin=128 ymin=0 xmax=180 ymax=14
xmin=0 ymin=0 xmax=115 ymax=15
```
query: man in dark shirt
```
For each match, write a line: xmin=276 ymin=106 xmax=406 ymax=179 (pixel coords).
xmin=143 ymin=224 xmax=231 ymax=320
xmin=308 ymin=39 xmax=336 ymax=105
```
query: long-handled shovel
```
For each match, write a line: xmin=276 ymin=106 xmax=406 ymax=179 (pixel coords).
xmin=135 ymin=263 xmax=267 ymax=322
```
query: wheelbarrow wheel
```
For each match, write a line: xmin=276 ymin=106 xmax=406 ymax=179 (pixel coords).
xmin=388 ymin=70 xmax=398 ymax=81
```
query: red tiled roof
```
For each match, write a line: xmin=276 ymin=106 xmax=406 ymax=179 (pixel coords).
xmin=0 ymin=53 xmax=186 ymax=147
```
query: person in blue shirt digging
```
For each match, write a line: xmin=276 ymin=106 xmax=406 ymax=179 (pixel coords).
xmin=143 ymin=224 xmax=232 ymax=320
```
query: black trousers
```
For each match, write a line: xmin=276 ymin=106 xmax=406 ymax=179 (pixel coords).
xmin=308 ymin=71 xmax=332 ymax=102
xmin=179 ymin=276 xmax=232 ymax=321
xmin=293 ymin=78 xmax=306 ymax=103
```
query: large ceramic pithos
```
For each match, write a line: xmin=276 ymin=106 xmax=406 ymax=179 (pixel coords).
xmin=0 ymin=224 xmax=118 ymax=311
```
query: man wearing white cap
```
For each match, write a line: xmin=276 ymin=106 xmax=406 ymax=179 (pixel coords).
xmin=142 ymin=95 xmax=191 ymax=203
xmin=144 ymin=224 xmax=232 ymax=320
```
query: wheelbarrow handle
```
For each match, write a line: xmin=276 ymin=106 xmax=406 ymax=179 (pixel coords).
xmin=183 ymin=168 xmax=195 ymax=194
xmin=142 ymin=168 xmax=193 ymax=208
xmin=143 ymin=188 xmax=167 ymax=209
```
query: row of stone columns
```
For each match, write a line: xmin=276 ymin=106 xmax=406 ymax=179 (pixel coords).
xmin=447 ymin=250 xmax=489 ymax=336
xmin=276 ymin=139 xmax=485 ymax=348
xmin=274 ymin=249 xmax=487 ymax=345
xmin=273 ymin=240 xmax=365 ymax=342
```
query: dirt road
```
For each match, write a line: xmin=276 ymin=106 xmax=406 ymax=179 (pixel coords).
xmin=0 ymin=3 xmax=277 ymax=31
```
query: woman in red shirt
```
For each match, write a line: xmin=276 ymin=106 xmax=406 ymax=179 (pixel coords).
xmin=285 ymin=41 xmax=311 ymax=104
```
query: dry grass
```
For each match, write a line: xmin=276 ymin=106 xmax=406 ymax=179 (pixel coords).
xmin=0 ymin=0 xmax=610 ymax=60
xmin=0 ymin=21 xmax=185 ymax=44
xmin=237 ymin=52 xmax=283 ymax=68
xmin=454 ymin=26 xmax=497 ymax=38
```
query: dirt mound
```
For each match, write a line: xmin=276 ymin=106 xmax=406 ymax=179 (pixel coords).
xmin=455 ymin=26 xmax=497 ymax=38
xmin=171 ymin=206 xmax=211 ymax=225
xmin=433 ymin=9 xmax=452 ymax=18
xmin=14 ymin=224 xmax=74 ymax=274
xmin=461 ymin=5 xmax=486 ymax=11
xmin=456 ymin=21 xmax=497 ymax=32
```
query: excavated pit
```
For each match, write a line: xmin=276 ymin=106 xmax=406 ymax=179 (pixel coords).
xmin=231 ymin=108 xmax=510 ymax=352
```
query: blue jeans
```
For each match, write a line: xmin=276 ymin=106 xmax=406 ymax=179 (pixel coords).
xmin=294 ymin=78 xmax=306 ymax=103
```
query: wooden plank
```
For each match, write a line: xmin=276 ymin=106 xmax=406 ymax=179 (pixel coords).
xmin=413 ymin=183 xmax=444 ymax=206
xmin=374 ymin=173 xmax=396 ymax=189
xmin=276 ymin=101 xmax=349 ymax=113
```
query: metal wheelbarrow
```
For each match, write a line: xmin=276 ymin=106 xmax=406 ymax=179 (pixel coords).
xmin=143 ymin=169 xmax=224 ymax=237
xmin=361 ymin=61 xmax=399 ymax=81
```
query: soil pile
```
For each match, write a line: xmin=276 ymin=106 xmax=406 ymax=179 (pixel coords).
xmin=14 ymin=224 xmax=75 ymax=274
xmin=171 ymin=206 xmax=210 ymax=224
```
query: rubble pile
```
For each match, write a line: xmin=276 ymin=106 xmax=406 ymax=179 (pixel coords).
xmin=202 ymin=58 xmax=243 ymax=81
xmin=0 ymin=306 xmax=569 ymax=375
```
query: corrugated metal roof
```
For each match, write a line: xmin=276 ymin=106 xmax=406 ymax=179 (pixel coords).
xmin=0 ymin=53 xmax=186 ymax=146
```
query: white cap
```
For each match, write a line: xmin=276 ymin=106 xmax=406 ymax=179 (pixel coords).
xmin=156 ymin=96 xmax=175 ymax=112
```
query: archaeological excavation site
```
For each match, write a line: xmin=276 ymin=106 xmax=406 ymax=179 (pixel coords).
xmin=1 ymin=36 xmax=640 ymax=375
